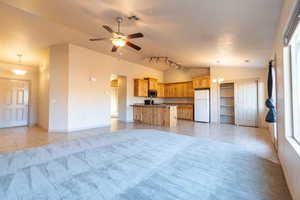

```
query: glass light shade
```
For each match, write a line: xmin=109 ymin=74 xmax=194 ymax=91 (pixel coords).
xmin=12 ymin=69 xmax=27 ymax=75
xmin=218 ymin=78 xmax=225 ymax=83
xmin=112 ymin=39 xmax=126 ymax=47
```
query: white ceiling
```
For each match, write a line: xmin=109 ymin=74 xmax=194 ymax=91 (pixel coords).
xmin=0 ymin=0 xmax=282 ymax=70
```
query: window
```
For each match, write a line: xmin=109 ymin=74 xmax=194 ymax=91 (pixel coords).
xmin=289 ymin=24 xmax=300 ymax=144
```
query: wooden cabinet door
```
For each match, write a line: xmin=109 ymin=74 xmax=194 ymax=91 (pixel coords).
xmin=193 ymin=76 xmax=210 ymax=89
xmin=145 ymin=78 xmax=158 ymax=90
xmin=201 ymin=76 xmax=210 ymax=88
xmin=165 ymin=84 xmax=173 ymax=97
xmin=170 ymin=84 xmax=176 ymax=97
xmin=133 ymin=107 xmax=142 ymax=121
xmin=192 ymin=78 xmax=198 ymax=89
xmin=164 ymin=84 xmax=169 ymax=97
xmin=157 ymin=83 xmax=165 ymax=98
xmin=134 ymin=79 xmax=148 ymax=97
xmin=176 ymin=83 xmax=184 ymax=97
xmin=187 ymin=82 xmax=194 ymax=97
xmin=176 ymin=105 xmax=194 ymax=120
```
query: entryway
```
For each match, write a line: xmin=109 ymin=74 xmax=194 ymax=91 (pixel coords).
xmin=110 ymin=74 xmax=127 ymax=121
xmin=0 ymin=78 xmax=29 ymax=128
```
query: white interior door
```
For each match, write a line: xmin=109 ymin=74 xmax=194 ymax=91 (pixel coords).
xmin=194 ymin=90 xmax=210 ymax=122
xmin=0 ymin=79 xmax=29 ymax=128
xmin=235 ymin=79 xmax=258 ymax=127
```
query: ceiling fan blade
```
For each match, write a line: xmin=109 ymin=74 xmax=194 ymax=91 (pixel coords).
xmin=127 ymin=33 xmax=144 ymax=39
xmin=103 ymin=25 xmax=114 ymax=33
xmin=111 ymin=45 xmax=119 ymax=52
xmin=126 ymin=41 xmax=141 ymax=51
xmin=89 ymin=38 xmax=107 ymax=41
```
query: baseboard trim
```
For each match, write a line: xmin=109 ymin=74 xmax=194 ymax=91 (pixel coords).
xmin=67 ymin=123 xmax=111 ymax=132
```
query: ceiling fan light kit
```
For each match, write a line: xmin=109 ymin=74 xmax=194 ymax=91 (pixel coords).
xmin=89 ymin=17 xmax=144 ymax=52
xmin=112 ymin=38 xmax=126 ymax=47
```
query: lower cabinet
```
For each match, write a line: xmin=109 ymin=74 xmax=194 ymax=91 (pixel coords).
xmin=177 ymin=105 xmax=194 ymax=120
xmin=132 ymin=105 xmax=177 ymax=127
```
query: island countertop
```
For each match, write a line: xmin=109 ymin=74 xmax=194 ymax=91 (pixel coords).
xmin=131 ymin=103 xmax=177 ymax=108
xmin=131 ymin=104 xmax=177 ymax=127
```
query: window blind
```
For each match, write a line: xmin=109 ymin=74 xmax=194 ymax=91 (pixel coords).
xmin=284 ymin=0 xmax=300 ymax=46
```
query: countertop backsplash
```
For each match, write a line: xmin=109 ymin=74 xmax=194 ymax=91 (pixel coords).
xmin=163 ymin=98 xmax=194 ymax=104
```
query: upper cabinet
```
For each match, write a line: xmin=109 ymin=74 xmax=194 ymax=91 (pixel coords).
xmin=111 ymin=79 xmax=119 ymax=87
xmin=144 ymin=78 xmax=158 ymax=90
xmin=164 ymin=82 xmax=194 ymax=98
xmin=134 ymin=75 xmax=209 ymax=98
xmin=192 ymin=76 xmax=210 ymax=89
xmin=134 ymin=79 xmax=148 ymax=97
xmin=157 ymin=83 xmax=165 ymax=98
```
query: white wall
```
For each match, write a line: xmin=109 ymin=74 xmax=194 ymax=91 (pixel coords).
xmin=64 ymin=44 xmax=163 ymax=131
xmin=38 ymin=50 xmax=50 ymax=130
xmin=117 ymin=76 xmax=127 ymax=122
xmin=164 ymin=67 xmax=209 ymax=83
xmin=48 ymin=44 xmax=69 ymax=132
xmin=0 ymin=61 xmax=38 ymax=126
xmin=210 ymin=66 xmax=268 ymax=128
xmin=273 ymin=0 xmax=300 ymax=199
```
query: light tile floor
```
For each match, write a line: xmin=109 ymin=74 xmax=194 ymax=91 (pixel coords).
xmin=0 ymin=119 xmax=278 ymax=163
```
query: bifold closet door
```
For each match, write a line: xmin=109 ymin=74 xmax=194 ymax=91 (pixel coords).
xmin=235 ymin=79 xmax=258 ymax=127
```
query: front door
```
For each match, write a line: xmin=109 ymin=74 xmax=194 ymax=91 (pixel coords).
xmin=0 ymin=79 xmax=29 ymax=128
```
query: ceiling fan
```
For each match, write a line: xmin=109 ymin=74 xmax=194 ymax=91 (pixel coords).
xmin=89 ymin=17 xmax=144 ymax=52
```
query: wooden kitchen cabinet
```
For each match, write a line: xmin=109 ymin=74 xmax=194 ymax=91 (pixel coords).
xmin=132 ymin=104 xmax=177 ymax=127
xmin=144 ymin=78 xmax=158 ymax=90
xmin=133 ymin=106 xmax=142 ymax=121
xmin=111 ymin=79 xmax=119 ymax=87
xmin=134 ymin=77 xmax=195 ymax=98
xmin=164 ymin=82 xmax=193 ymax=98
xmin=192 ymin=76 xmax=211 ymax=89
xmin=134 ymin=79 xmax=148 ymax=97
xmin=187 ymin=82 xmax=194 ymax=97
xmin=157 ymin=83 xmax=165 ymax=98
xmin=177 ymin=105 xmax=194 ymax=120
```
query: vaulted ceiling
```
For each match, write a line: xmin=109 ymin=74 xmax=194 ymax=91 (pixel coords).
xmin=0 ymin=0 xmax=282 ymax=70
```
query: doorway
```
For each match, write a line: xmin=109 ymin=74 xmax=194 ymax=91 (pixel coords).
xmin=235 ymin=79 xmax=259 ymax=127
xmin=110 ymin=75 xmax=127 ymax=122
xmin=0 ymin=78 xmax=29 ymax=128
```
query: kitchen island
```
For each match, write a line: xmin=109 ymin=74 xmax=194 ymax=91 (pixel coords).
xmin=131 ymin=104 xmax=177 ymax=127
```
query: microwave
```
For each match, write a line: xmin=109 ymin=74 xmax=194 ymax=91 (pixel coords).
xmin=148 ymin=90 xmax=157 ymax=98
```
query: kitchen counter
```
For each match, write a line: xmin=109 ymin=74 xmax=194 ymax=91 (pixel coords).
xmin=162 ymin=103 xmax=194 ymax=121
xmin=131 ymin=104 xmax=177 ymax=127
xmin=163 ymin=103 xmax=194 ymax=105
xmin=130 ymin=103 xmax=176 ymax=108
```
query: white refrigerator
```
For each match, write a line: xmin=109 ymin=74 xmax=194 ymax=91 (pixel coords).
xmin=194 ymin=89 xmax=210 ymax=123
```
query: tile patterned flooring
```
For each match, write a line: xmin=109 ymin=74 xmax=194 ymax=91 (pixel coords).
xmin=0 ymin=119 xmax=278 ymax=163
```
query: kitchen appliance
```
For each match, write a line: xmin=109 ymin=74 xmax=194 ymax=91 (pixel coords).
xmin=144 ymin=99 xmax=154 ymax=105
xmin=194 ymin=89 xmax=210 ymax=123
xmin=148 ymin=90 xmax=157 ymax=98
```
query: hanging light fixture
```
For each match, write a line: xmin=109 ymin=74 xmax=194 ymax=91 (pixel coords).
xmin=12 ymin=54 xmax=27 ymax=76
